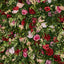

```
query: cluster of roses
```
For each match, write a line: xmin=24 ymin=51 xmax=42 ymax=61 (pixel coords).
xmin=0 ymin=0 xmax=64 ymax=64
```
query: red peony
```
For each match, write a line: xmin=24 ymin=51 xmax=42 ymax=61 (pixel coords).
xmin=46 ymin=48 xmax=54 ymax=56
xmin=29 ymin=8 xmax=36 ymax=14
xmin=44 ymin=6 xmax=50 ymax=12
xmin=53 ymin=55 xmax=61 ymax=62
xmin=42 ymin=44 xmax=49 ymax=50
xmin=44 ymin=34 xmax=51 ymax=41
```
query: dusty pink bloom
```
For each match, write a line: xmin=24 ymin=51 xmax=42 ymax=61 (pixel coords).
xmin=33 ymin=34 xmax=40 ymax=41
xmin=50 ymin=41 xmax=54 ymax=46
xmin=45 ymin=60 xmax=51 ymax=64
xmin=56 ymin=6 xmax=61 ymax=13
xmin=12 ymin=21 xmax=15 ymax=24
xmin=48 ymin=12 xmax=52 ymax=17
xmin=23 ymin=52 xmax=27 ymax=58
xmin=17 ymin=2 xmax=24 ymax=8
xmin=41 ymin=50 xmax=44 ymax=55
xmin=37 ymin=0 xmax=40 ymax=3
xmin=26 ymin=0 xmax=31 ymax=4
xmin=22 ymin=9 xmax=28 ymax=15
xmin=0 ymin=24 xmax=2 ymax=28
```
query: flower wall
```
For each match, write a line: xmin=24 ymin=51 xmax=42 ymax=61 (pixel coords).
xmin=0 ymin=0 xmax=64 ymax=64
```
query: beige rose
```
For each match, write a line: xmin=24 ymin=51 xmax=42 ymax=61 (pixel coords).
xmin=59 ymin=6 xmax=64 ymax=10
xmin=37 ymin=59 xmax=43 ymax=63
xmin=17 ymin=2 xmax=24 ymax=8
xmin=19 ymin=25 xmax=24 ymax=30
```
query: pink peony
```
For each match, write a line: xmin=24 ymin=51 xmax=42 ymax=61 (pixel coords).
xmin=22 ymin=9 xmax=28 ymax=15
xmin=23 ymin=52 xmax=27 ymax=58
xmin=33 ymin=34 xmax=40 ymax=41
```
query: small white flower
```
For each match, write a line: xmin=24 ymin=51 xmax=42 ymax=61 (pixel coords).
xmin=27 ymin=31 xmax=33 ymax=38
xmin=9 ymin=47 xmax=15 ymax=54
xmin=12 ymin=10 xmax=18 ymax=14
xmin=47 ymin=0 xmax=52 ymax=3
xmin=41 ymin=22 xmax=47 ymax=28
xmin=49 ymin=25 xmax=54 ymax=28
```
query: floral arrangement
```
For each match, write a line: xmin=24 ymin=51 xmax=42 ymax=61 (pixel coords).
xmin=0 ymin=0 xmax=64 ymax=64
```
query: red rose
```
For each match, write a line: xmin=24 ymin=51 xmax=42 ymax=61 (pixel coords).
xmin=58 ymin=61 xmax=64 ymax=64
xmin=21 ymin=19 xmax=25 ymax=26
xmin=1 ymin=12 xmax=6 ymax=15
xmin=42 ymin=44 xmax=49 ymax=50
xmin=15 ymin=49 xmax=21 ymax=55
xmin=13 ymin=6 xmax=19 ymax=10
xmin=29 ymin=8 xmax=36 ymax=14
xmin=44 ymin=6 xmax=50 ymax=12
xmin=7 ymin=14 xmax=11 ymax=18
xmin=53 ymin=55 xmax=61 ymax=62
xmin=53 ymin=37 xmax=58 ymax=43
xmin=29 ymin=22 xmax=35 ymax=29
xmin=44 ymin=34 xmax=51 ymax=41
xmin=46 ymin=48 xmax=54 ymax=56
xmin=31 ymin=29 xmax=33 ymax=32
xmin=2 ymin=37 xmax=9 ymax=41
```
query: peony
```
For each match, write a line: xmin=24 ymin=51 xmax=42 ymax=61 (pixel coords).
xmin=9 ymin=47 xmax=15 ymax=54
xmin=29 ymin=8 xmax=36 ymax=14
xmin=22 ymin=9 xmax=28 ymax=15
xmin=46 ymin=48 xmax=54 ymax=56
xmin=44 ymin=6 xmax=50 ymax=12
xmin=42 ymin=44 xmax=49 ymax=51
xmin=33 ymin=34 xmax=40 ymax=41
xmin=17 ymin=2 xmax=24 ymax=8
xmin=12 ymin=6 xmax=19 ymax=14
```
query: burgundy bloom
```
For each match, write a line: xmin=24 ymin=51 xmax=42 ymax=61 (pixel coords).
xmin=53 ymin=55 xmax=61 ymax=62
xmin=1 ymin=12 xmax=6 ymax=15
xmin=7 ymin=14 xmax=11 ymax=18
xmin=46 ymin=48 xmax=54 ymax=56
xmin=42 ymin=0 xmax=47 ymax=3
xmin=21 ymin=19 xmax=25 ymax=26
xmin=29 ymin=22 xmax=35 ymax=29
xmin=42 ymin=44 xmax=49 ymax=50
xmin=2 ymin=37 xmax=9 ymax=41
xmin=44 ymin=6 xmax=50 ymax=12
xmin=15 ymin=49 xmax=21 ymax=55
xmin=18 ymin=0 xmax=23 ymax=3
xmin=13 ymin=6 xmax=19 ymax=10
xmin=29 ymin=8 xmax=36 ymax=14
xmin=44 ymin=34 xmax=51 ymax=41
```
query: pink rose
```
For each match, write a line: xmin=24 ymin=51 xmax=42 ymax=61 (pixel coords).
xmin=23 ymin=52 xmax=27 ymax=58
xmin=23 ymin=48 xmax=27 ymax=52
xmin=56 ymin=6 xmax=61 ymax=13
xmin=22 ymin=9 xmax=28 ymax=15
xmin=41 ymin=50 xmax=44 ymax=55
xmin=33 ymin=34 xmax=40 ymax=41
